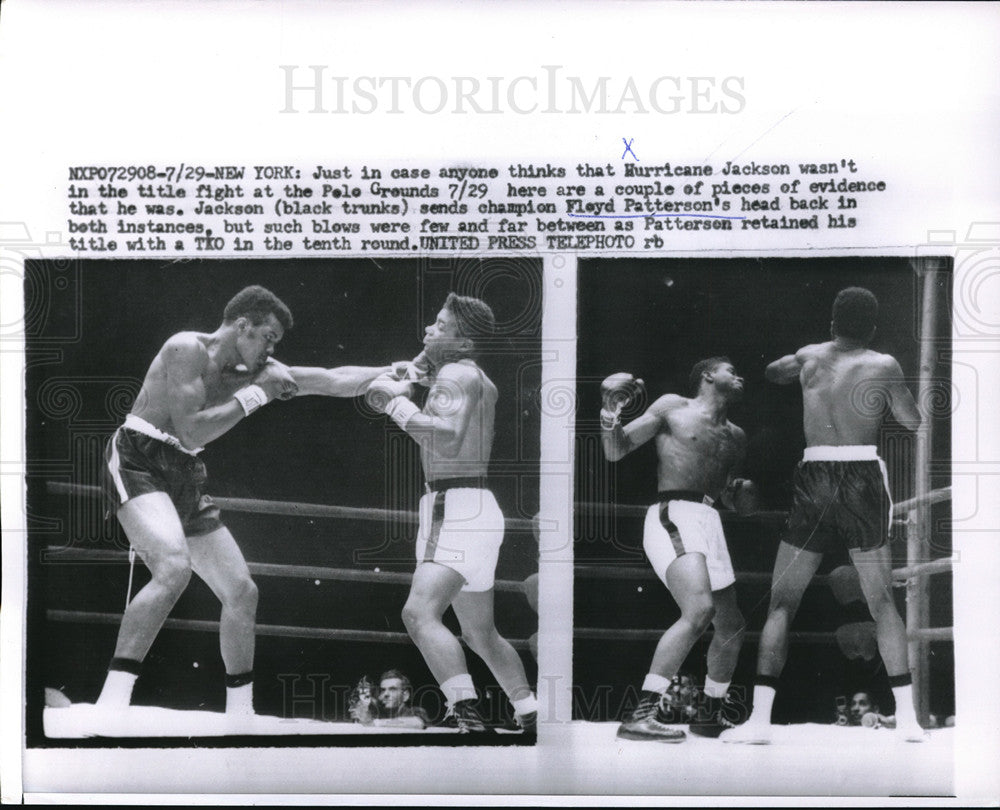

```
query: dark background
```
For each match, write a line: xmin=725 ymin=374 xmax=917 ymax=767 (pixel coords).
xmin=25 ymin=257 xmax=542 ymax=746
xmin=574 ymin=257 xmax=953 ymax=724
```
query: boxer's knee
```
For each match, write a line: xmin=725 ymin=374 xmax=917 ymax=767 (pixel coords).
xmin=401 ymin=599 xmax=429 ymax=636
xmin=227 ymin=575 xmax=258 ymax=616
xmin=768 ymin=581 xmax=805 ymax=616
xmin=152 ymin=551 xmax=192 ymax=597
xmin=862 ymin=584 xmax=897 ymax=620
xmin=714 ymin=610 xmax=746 ymax=642
xmin=683 ymin=598 xmax=716 ymax=635
xmin=460 ymin=624 xmax=500 ymax=656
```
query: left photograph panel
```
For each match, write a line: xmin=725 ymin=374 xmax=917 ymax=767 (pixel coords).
xmin=24 ymin=257 xmax=542 ymax=748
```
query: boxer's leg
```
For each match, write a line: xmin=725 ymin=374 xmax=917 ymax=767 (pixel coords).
xmin=851 ymin=544 xmax=926 ymax=741
xmin=189 ymin=526 xmax=259 ymax=714
xmin=721 ymin=542 xmax=821 ymax=743
xmin=618 ymin=553 xmax=714 ymax=743
xmin=453 ymin=588 xmax=537 ymax=724
xmin=690 ymin=584 xmax=747 ymax=737
xmin=97 ymin=492 xmax=192 ymax=706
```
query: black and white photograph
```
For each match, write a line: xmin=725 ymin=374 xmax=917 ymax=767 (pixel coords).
xmin=572 ymin=257 xmax=954 ymax=795
xmin=2 ymin=0 xmax=999 ymax=803
xmin=24 ymin=257 xmax=542 ymax=748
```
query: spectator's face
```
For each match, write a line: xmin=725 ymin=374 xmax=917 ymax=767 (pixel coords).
xmin=850 ymin=692 xmax=873 ymax=722
xmin=379 ymin=677 xmax=408 ymax=710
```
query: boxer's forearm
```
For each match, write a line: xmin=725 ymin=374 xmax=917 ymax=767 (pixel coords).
xmin=601 ymin=420 xmax=632 ymax=461
xmin=174 ymin=399 xmax=248 ymax=448
xmin=394 ymin=410 xmax=466 ymax=457
xmin=290 ymin=365 xmax=393 ymax=397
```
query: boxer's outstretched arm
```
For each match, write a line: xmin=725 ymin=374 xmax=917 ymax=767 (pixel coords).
xmin=290 ymin=365 xmax=393 ymax=397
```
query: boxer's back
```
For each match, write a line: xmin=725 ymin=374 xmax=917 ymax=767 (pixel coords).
xmin=799 ymin=341 xmax=895 ymax=447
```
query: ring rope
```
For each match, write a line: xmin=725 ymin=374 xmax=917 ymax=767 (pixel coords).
xmin=576 ymin=556 xmax=952 ymax=587
xmin=45 ymin=481 xmax=539 ymax=533
xmin=575 ymin=626 xmax=953 ymax=643
xmin=45 ymin=609 xmax=533 ymax=651
xmin=41 ymin=546 xmax=530 ymax=594
xmin=573 ymin=485 xmax=952 ymax=521
xmin=574 ymin=566 xmax=797 ymax=587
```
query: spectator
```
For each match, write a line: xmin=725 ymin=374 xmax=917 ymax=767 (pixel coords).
xmin=834 ymin=690 xmax=896 ymax=728
xmin=349 ymin=670 xmax=431 ymax=729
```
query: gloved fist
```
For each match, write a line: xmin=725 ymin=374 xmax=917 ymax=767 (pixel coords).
xmin=391 ymin=351 xmax=433 ymax=387
xmin=601 ymin=372 xmax=645 ymax=415
xmin=729 ymin=478 xmax=759 ymax=516
xmin=253 ymin=358 xmax=299 ymax=401
xmin=366 ymin=375 xmax=414 ymax=412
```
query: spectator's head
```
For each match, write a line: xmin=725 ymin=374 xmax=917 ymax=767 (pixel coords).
xmin=849 ymin=691 xmax=879 ymax=724
xmin=377 ymin=669 xmax=413 ymax=712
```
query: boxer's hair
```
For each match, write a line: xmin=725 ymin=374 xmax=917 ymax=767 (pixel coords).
xmin=224 ymin=285 xmax=294 ymax=331
xmin=832 ymin=287 xmax=877 ymax=341
xmin=689 ymin=356 xmax=732 ymax=396
xmin=444 ymin=292 xmax=495 ymax=347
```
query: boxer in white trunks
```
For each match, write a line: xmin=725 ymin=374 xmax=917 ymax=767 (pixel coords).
xmin=367 ymin=293 xmax=538 ymax=734
xmin=601 ymin=357 xmax=758 ymax=742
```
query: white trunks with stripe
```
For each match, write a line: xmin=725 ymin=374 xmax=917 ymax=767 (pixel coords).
xmin=643 ymin=491 xmax=735 ymax=592
xmin=415 ymin=478 xmax=504 ymax=593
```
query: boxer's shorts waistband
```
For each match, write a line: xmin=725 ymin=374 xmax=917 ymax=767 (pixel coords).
xmin=121 ymin=414 xmax=203 ymax=456
xmin=803 ymin=445 xmax=879 ymax=462
xmin=656 ymin=490 xmax=715 ymax=506
xmin=426 ymin=476 xmax=487 ymax=493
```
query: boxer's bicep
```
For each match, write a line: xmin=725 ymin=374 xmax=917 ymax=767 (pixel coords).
xmin=621 ymin=411 xmax=662 ymax=449
xmin=766 ymin=352 xmax=803 ymax=384
xmin=616 ymin=396 xmax=678 ymax=454
xmin=426 ymin=368 xmax=477 ymax=452
xmin=883 ymin=357 xmax=922 ymax=430
xmin=730 ymin=426 xmax=748 ymax=476
xmin=163 ymin=337 xmax=209 ymax=431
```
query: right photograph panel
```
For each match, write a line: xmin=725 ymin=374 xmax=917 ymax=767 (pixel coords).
xmin=573 ymin=257 xmax=953 ymax=795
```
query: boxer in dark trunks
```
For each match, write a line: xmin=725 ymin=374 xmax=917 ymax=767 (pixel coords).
xmin=721 ymin=287 xmax=926 ymax=743
xmin=98 ymin=285 xmax=391 ymax=714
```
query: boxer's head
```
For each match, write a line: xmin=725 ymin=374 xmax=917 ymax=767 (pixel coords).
xmin=224 ymin=286 xmax=293 ymax=372
xmin=832 ymin=287 xmax=878 ymax=343
xmin=423 ymin=293 xmax=495 ymax=363
xmin=689 ymin=356 xmax=744 ymax=401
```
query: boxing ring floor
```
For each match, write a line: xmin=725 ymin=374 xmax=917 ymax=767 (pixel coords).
xmin=556 ymin=722 xmax=954 ymax=797
xmin=42 ymin=703 xmax=458 ymax=738
xmin=28 ymin=716 xmax=954 ymax=798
